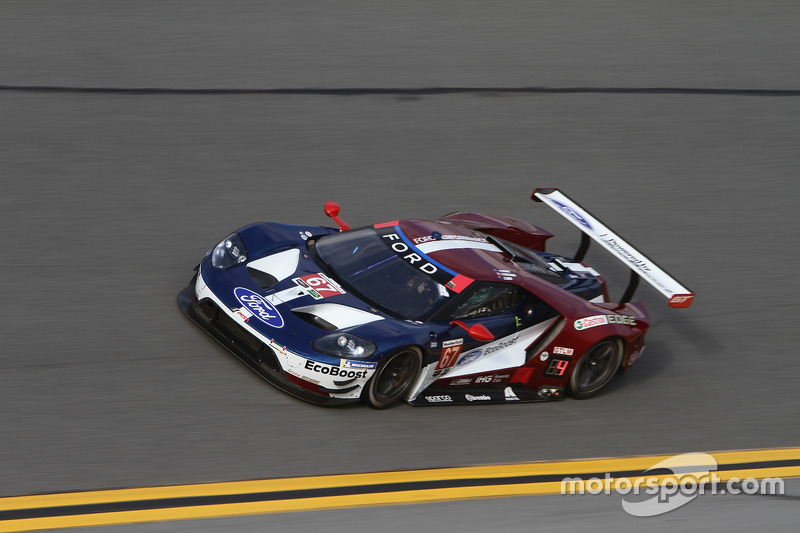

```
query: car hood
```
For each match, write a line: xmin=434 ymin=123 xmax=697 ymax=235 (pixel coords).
xmin=200 ymin=222 xmax=398 ymax=345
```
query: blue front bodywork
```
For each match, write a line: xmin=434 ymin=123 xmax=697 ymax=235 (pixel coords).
xmin=198 ymin=223 xmax=452 ymax=368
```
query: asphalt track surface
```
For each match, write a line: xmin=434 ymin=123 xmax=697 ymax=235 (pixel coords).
xmin=1 ymin=1 xmax=799 ymax=531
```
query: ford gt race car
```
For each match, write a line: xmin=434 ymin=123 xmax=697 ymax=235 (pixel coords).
xmin=178 ymin=188 xmax=694 ymax=408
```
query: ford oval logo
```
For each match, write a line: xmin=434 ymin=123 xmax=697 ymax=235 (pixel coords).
xmin=233 ymin=287 xmax=284 ymax=328
xmin=457 ymin=349 xmax=483 ymax=366
xmin=552 ymin=199 xmax=593 ymax=231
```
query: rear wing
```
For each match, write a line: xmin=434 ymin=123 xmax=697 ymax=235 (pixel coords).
xmin=532 ymin=188 xmax=695 ymax=308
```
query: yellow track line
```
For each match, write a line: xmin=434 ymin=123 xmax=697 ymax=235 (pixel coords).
xmin=1 ymin=447 xmax=798 ymax=532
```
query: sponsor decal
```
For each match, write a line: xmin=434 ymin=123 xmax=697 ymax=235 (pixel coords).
xmin=466 ymin=394 xmax=492 ymax=402
xmin=436 ymin=338 xmax=464 ymax=370
xmin=553 ymin=346 xmax=574 ymax=356
xmin=504 ymin=387 xmax=520 ymax=401
xmin=539 ymin=351 xmax=550 ymax=361
xmin=298 ymin=230 xmax=314 ymax=240
xmin=628 ymin=350 xmax=642 ymax=365
xmin=669 ymin=294 xmax=694 ymax=307
xmin=494 ymin=268 xmax=517 ymax=281
xmin=304 ymin=360 xmax=368 ymax=379
xmin=233 ymin=287 xmax=285 ymax=328
xmin=475 ymin=373 xmax=512 ymax=384
xmin=608 ymin=315 xmax=636 ymax=326
xmin=341 ymin=360 xmax=378 ymax=370
xmin=551 ymin=199 xmax=594 ymax=231
xmin=598 ymin=233 xmax=652 ymax=272
xmin=450 ymin=378 xmax=473 ymax=385
xmin=288 ymin=369 xmax=320 ymax=385
xmin=457 ymin=349 xmax=483 ymax=366
xmin=233 ymin=307 xmax=253 ymax=322
xmin=484 ymin=335 xmax=518 ymax=356
xmin=375 ymin=225 xmax=472 ymax=293
xmin=574 ymin=315 xmax=608 ymax=330
xmin=380 ymin=231 xmax=439 ymax=275
xmin=574 ymin=315 xmax=634 ymax=330
xmin=413 ymin=234 xmax=486 ymax=245
xmin=293 ymin=273 xmax=345 ymax=299
xmin=425 ymin=395 xmax=453 ymax=403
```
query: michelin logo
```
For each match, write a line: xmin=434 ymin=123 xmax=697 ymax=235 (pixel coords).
xmin=341 ymin=360 xmax=378 ymax=369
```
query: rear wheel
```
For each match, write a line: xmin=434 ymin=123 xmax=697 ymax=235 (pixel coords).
xmin=569 ymin=338 xmax=623 ymax=399
xmin=363 ymin=347 xmax=422 ymax=409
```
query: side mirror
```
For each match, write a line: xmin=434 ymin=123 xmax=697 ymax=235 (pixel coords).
xmin=450 ymin=320 xmax=495 ymax=341
xmin=324 ymin=200 xmax=340 ymax=218
xmin=324 ymin=201 xmax=351 ymax=231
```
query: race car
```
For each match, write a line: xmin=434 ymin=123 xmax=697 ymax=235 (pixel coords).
xmin=178 ymin=188 xmax=694 ymax=408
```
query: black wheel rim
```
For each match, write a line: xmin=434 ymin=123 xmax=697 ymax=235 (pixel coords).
xmin=575 ymin=340 xmax=619 ymax=392
xmin=374 ymin=350 xmax=417 ymax=403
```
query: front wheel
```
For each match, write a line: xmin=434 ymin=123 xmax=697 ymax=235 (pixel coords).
xmin=362 ymin=347 xmax=422 ymax=409
xmin=569 ymin=338 xmax=624 ymax=399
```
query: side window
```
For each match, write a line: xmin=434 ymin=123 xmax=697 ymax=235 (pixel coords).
xmin=451 ymin=283 xmax=523 ymax=320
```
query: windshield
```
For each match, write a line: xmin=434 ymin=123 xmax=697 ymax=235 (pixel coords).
xmin=313 ymin=228 xmax=452 ymax=320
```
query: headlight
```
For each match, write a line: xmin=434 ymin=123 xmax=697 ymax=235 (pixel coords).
xmin=312 ymin=333 xmax=377 ymax=359
xmin=210 ymin=233 xmax=248 ymax=269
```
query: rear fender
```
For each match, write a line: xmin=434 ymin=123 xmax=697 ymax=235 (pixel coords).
xmin=525 ymin=302 xmax=649 ymax=383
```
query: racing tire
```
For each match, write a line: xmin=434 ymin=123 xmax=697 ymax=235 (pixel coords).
xmin=363 ymin=347 xmax=423 ymax=409
xmin=569 ymin=338 xmax=624 ymax=399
